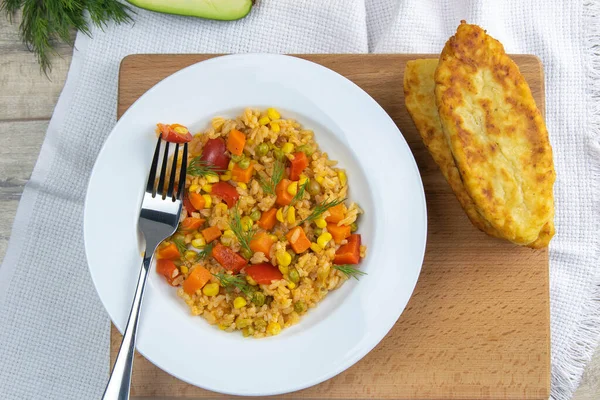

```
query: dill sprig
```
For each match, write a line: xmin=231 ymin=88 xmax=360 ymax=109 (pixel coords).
xmin=187 ymin=156 xmax=223 ymax=178
xmin=213 ymin=273 xmax=255 ymax=298
xmin=195 ymin=242 xmax=215 ymax=262
xmin=258 ymin=160 xmax=285 ymax=195
xmin=229 ymin=204 xmax=255 ymax=256
xmin=172 ymin=237 xmax=187 ymax=255
xmin=291 ymin=181 xmax=308 ymax=205
xmin=333 ymin=265 xmax=367 ymax=280
xmin=302 ymin=197 xmax=346 ymax=223
xmin=2 ymin=0 xmax=132 ymax=74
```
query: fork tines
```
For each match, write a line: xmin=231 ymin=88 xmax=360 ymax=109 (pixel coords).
xmin=146 ymin=135 xmax=188 ymax=201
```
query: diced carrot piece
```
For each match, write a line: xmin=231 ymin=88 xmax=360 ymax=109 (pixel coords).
xmin=156 ymin=259 xmax=179 ymax=285
xmin=249 ymin=232 xmax=274 ymax=258
xmin=325 ymin=203 xmax=346 ymax=223
xmin=226 ymin=129 xmax=246 ymax=156
xmin=231 ymin=162 xmax=254 ymax=183
xmin=286 ymin=226 xmax=311 ymax=254
xmin=183 ymin=265 xmax=212 ymax=295
xmin=156 ymin=242 xmax=181 ymax=260
xmin=289 ymin=152 xmax=309 ymax=181
xmin=211 ymin=243 xmax=247 ymax=273
xmin=245 ymin=263 xmax=283 ymax=284
xmin=327 ymin=223 xmax=351 ymax=244
xmin=188 ymin=192 xmax=206 ymax=210
xmin=333 ymin=234 xmax=361 ymax=265
xmin=201 ymin=226 xmax=222 ymax=243
xmin=180 ymin=217 xmax=205 ymax=232
xmin=275 ymin=179 xmax=294 ymax=206
xmin=257 ymin=208 xmax=277 ymax=230
xmin=183 ymin=193 xmax=196 ymax=214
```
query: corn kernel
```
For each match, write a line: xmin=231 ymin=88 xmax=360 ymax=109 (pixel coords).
xmin=288 ymin=282 xmax=296 ymax=289
xmin=191 ymin=238 xmax=206 ymax=248
xmin=179 ymin=265 xmax=189 ymax=274
xmin=317 ymin=264 xmax=331 ymax=280
xmin=188 ymin=184 xmax=199 ymax=193
xmin=238 ymin=182 xmax=247 ymax=190
xmin=206 ymin=174 xmax=219 ymax=183
xmin=184 ymin=250 xmax=196 ymax=261
xmin=287 ymin=206 xmax=296 ymax=224
xmin=223 ymin=229 xmax=235 ymax=238
xmin=278 ymin=264 xmax=289 ymax=274
xmin=241 ymin=216 xmax=253 ymax=232
xmin=233 ymin=297 xmax=247 ymax=309
xmin=259 ymin=116 xmax=271 ymax=125
xmin=227 ymin=161 xmax=235 ymax=171
xmin=337 ymin=170 xmax=347 ymax=186
xmin=270 ymin=122 xmax=280 ymax=133
xmin=276 ymin=208 xmax=284 ymax=222
xmin=287 ymin=181 xmax=298 ymax=196
xmin=218 ymin=323 xmax=228 ymax=330
xmin=315 ymin=174 xmax=324 ymax=184
xmin=266 ymin=321 xmax=281 ymax=336
xmin=202 ymin=184 xmax=212 ymax=193
xmin=202 ymin=283 xmax=220 ymax=296
xmin=202 ymin=194 xmax=212 ymax=208
xmin=299 ymin=174 xmax=309 ymax=186
xmin=220 ymin=172 xmax=232 ymax=181
xmin=281 ymin=143 xmax=294 ymax=154
xmin=310 ymin=242 xmax=322 ymax=253
xmin=277 ymin=251 xmax=292 ymax=268
xmin=317 ymin=232 xmax=333 ymax=248
xmin=194 ymin=233 xmax=203 ymax=239
xmin=315 ymin=218 xmax=327 ymax=229
xmin=216 ymin=203 xmax=228 ymax=213
xmin=269 ymin=234 xmax=278 ymax=242
xmin=267 ymin=108 xmax=280 ymax=120
xmin=246 ymin=275 xmax=258 ymax=286
xmin=173 ymin=126 xmax=189 ymax=134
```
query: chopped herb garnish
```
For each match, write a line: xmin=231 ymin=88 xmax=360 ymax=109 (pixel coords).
xmin=213 ymin=273 xmax=255 ymax=298
xmin=291 ymin=181 xmax=308 ymax=205
xmin=229 ymin=204 xmax=255 ymax=257
xmin=302 ymin=197 xmax=346 ymax=223
xmin=333 ymin=265 xmax=367 ymax=280
xmin=172 ymin=237 xmax=187 ymax=255
xmin=258 ymin=160 xmax=285 ymax=195
xmin=195 ymin=242 xmax=215 ymax=262
xmin=187 ymin=155 xmax=223 ymax=178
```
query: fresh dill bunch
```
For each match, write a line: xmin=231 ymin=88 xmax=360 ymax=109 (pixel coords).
xmin=258 ymin=160 xmax=284 ymax=195
xmin=333 ymin=265 xmax=367 ymax=280
xmin=187 ymin=156 xmax=223 ymax=178
xmin=302 ymin=197 xmax=346 ymax=223
xmin=2 ymin=0 xmax=132 ymax=74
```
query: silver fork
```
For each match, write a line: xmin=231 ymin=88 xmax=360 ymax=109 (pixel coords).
xmin=102 ymin=136 xmax=187 ymax=400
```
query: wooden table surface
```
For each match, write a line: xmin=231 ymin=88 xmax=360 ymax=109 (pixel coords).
xmin=0 ymin=13 xmax=598 ymax=400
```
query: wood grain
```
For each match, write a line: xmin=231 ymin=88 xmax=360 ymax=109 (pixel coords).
xmin=114 ymin=54 xmax=550 ymax=399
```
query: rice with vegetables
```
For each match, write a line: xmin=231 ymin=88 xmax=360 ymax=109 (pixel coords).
xmin=154 ymin=108 xmax=367 ymax=338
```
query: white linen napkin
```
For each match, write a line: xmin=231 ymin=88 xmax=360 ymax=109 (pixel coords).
xmin=0 ymin=1 xmax=598 ymax=399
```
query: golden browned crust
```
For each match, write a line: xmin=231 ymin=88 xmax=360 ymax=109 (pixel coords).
xmin=404 ymin=59 xmax=501 ymax=238
xmin=434 ymin=22 xmax=555 ymax=246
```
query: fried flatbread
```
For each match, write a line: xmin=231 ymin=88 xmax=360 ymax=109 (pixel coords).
xmin=434 ymin=22 xmax=555 ymax=246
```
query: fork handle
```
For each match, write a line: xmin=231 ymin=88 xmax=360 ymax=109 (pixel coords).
xmin=102 ymin=253 xmax=152 ymax=400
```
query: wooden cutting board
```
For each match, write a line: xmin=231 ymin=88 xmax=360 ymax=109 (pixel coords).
xmin=114 ymin=54 xmax=550 ymax=399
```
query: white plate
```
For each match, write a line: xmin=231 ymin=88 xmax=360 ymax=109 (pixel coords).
xmin=84 ymin=54 xmax=427 ymax=396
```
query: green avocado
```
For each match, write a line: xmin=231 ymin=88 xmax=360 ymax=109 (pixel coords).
xmin=127 ymin=0 xmax=253 ymax=21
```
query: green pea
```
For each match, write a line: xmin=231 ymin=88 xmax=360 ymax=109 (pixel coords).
xmin=253 ymin=318 xmax=267 ymax=329
xmin=294 ymin=300 xmax=306 ymax=313
xmin=297 ymin=144 xmax=315 ymax=156
xmin=231 ymin=154 xmax=243 ymax=163
xmin=313 ymin=228 xmax=322 ymax=237
xmin=238 ymin=158 xmax=250 ymax=170
xmin=350 ymin=222 xmax=358 ymax=232
xmin=252 ymin=292 xmax=266 ymax=307
xmin=256 ymin=143 xmax=269 ymax=157
xmin=241 ymin=247 xmax=253 ymax=260
xmin=308 ymin=179 xmax=321 ymax=195
xmin=250 ymin=210 xmax=261 ymax=221
xmin=289 ymin=268 xmax=300 ymax=283
xmin=273 ymin=148 xmax=285 ymax=161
